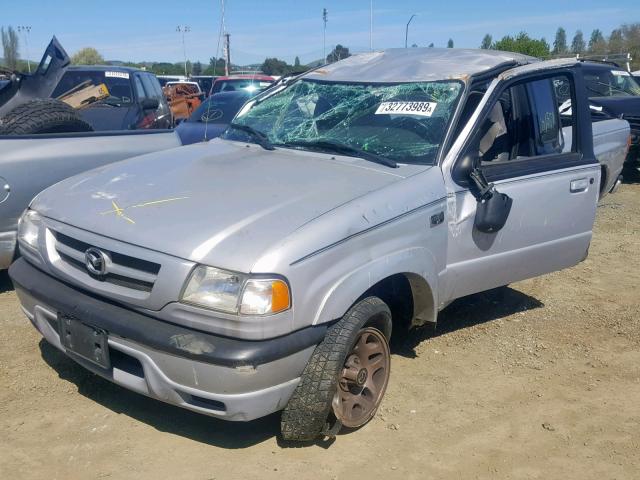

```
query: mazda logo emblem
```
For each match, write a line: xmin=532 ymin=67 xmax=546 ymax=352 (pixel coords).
xmin=85 ymin=247 xmax=108 ymax=277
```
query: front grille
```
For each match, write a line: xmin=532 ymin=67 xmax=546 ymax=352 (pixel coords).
xmin=52 ymin=231 xmax=160 ymax=292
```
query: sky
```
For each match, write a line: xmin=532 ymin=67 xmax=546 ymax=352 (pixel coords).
xmin=2 ymin=0 xmax=640 ymax=66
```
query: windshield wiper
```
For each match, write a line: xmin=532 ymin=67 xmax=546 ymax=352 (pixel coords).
xmin=587 ymin=81 xmax=632 ymax=97
xmin=278 ymin=139 xmax=398 ymax=168
xmin=227 ymin=123 xmax=275 ymax=150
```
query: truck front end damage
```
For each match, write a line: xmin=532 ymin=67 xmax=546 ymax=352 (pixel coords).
xmin=10 ymin=257 xmax=320 ymax=421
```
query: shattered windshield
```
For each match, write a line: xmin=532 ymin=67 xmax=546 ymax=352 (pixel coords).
xmin=224 ymin=79 xmax=463 ymax=165
xmin=584 ymin=69 xmax=640 ymax=97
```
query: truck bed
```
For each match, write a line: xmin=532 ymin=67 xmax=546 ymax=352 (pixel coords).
xmin=563 ymin=118 xmax=629 ymax=197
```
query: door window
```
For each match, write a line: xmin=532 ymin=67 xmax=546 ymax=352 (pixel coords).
xmin=140 ymin=74 xmax=160 ymax=101
xmin=478 ymin=76 xmax=572 ymax=166
xmin=134 ymin=75 xmax=147 ymax=101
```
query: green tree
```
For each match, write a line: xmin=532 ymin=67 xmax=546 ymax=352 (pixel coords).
xmin=294 ymin=56 xmax=301 ymax=67
xmin=326 ymin=44 xmax=351 ymax=63
xmin=588 ymin=29 xmax=607 ymax=54
xmin=205 ymin=56 xmax=226 ymax=75
xmin=71 ymin=47 xmax=105 ymax=65
xmin=571 ymin=30 xmax=585 ymax=54
xmin=553 ymin=27 xmax=568 ymax=55
xmin=492 ymin=32 xmax=550 ymax=58
xmin=150 ymin=62 xmax=181 ymax=75
xmin=261 ymin=57 xmax=290 ymax=76
xmin=608 ymin=28 xmax=624 ymax=53
xmin=1 ymin=26 xmax=19 ymax=70
xmin=621 ymin=23 xmax=640 ymax=70
xmin=447 ymin=38 xmax=454 ymax=48
xmin=192 ymin=61 xmax=202 ymax=76
xmin=480 ymin=34 xmax=492 ymax=49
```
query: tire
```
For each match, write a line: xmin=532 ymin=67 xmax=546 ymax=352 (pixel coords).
xmin=0 ymin=99 xmax=93 ymax=135
xmin=280 ymin=296 xmax=392 ymax=441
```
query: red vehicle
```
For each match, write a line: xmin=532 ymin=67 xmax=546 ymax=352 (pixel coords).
xmin=210 ymin=74 xmax=275 ymax=94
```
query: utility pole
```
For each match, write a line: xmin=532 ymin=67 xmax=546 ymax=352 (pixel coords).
xmin=176 ymin=25 xmax=190 ymax=77
xmin=322 ymin=8 xmax=328 ymax=63
xmin=405 ymin=14 xmax=416 ymax=49
xmin=17 ymin=25 xmax=31 ymax=73
xmin=223 ymin=33 xmax=231 ymax=75
xmin=370 ymin=1 xmax=373 ymax=51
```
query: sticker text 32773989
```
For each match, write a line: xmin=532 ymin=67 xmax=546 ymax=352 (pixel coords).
xmin=375 ymin=101 xmax=437 ymax=117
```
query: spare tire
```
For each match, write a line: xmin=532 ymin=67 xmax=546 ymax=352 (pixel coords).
xmin=0 ymin=99 xmax=93 ymax=135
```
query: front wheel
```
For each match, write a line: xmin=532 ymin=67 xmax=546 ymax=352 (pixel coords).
xmin=280 ymin=296 xmax=392 ymax=441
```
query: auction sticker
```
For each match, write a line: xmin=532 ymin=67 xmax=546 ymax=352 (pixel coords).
xmin=105 ymin=71 xmax=130 ymax=79
xmin=375 ymin=101 xmax=437 ymax=117
xmin=611 ymin=70 xmax=630 ymax=76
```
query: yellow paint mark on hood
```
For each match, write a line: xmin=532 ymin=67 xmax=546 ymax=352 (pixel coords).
xmin=100 ymin=196 xmax=189 ymax=224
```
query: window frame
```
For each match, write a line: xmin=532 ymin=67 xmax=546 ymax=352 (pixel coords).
xmin=451 ymin=68 xmax=593 ymax=187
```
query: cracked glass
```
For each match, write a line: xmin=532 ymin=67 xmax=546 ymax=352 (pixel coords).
xmin=226 ymin=79 xmax=463 ymax=165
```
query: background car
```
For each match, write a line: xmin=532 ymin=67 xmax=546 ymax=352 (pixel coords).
xmin=51 ymin=66 xmax=172 ymax=130
xmin=190 ymin=75 xmax=218 ymax=96
xmin=210 ymin=74 xmax=275 ymax=94
xmin=156 ymin=75 xmax=187 ymax=87
xmin=580 ymin=63 xmax=640 ymax=172
xmin=175 ymin=90 xmax=253 ymax=144
xmin=162 ymin=81 xmax=205 ymax=121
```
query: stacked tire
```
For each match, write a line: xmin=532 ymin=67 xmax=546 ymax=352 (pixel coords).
xmin=0 ymin=99 xmax=93 ymax=135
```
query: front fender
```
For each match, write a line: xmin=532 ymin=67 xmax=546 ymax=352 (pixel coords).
xmin=311 ymin=246 xmax=440 ymax=327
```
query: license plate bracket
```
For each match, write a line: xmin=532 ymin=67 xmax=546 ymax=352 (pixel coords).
xmin=57 ymin=313 xmax=110 ymax=369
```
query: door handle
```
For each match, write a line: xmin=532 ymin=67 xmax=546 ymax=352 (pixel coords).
xmin=570 ymin=178 xmax=590 ymax=193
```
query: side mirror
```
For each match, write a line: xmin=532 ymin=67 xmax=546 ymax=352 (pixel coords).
xmin=469 ymin=168 xmax=513 ymax=234
xmin=141 ymin=98 xmax=159 ymax=110
xmin=475 ymin=190 xmax=513 ymax=233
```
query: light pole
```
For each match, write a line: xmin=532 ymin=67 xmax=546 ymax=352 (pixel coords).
xmin=17 ymin=25 xmax=31 ymax=73
xmin=404 ymin=14 xmax=416 ymax=49
xmin=176 ymin=25 xmax=190 ymax=77
xmin=370 ymin=0 xmax=373 ymax=51
xmin=322 ymin=8 xmax=328 ymax=63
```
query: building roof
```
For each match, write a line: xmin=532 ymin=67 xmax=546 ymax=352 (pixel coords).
xmin=303 ymin=48 xmax=538 ymax=83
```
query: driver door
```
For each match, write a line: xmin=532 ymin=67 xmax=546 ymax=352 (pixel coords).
xmin=440 ymin=63 xmax=600 ymax=304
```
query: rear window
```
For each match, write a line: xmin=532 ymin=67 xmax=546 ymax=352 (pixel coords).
xmin=212 ymin=79 xmax=273 ymax=94
xmin=52 ymin=70 xmax=134 ymax=105
xmin=190 ymin=94 xmax=249 ymax=124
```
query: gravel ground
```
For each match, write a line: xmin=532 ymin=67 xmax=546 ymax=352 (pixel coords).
xmin=1 ymin=183 xmax=639 ymax=480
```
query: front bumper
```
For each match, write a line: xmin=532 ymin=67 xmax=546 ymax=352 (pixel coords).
xmin=0 ymin=230 xmax=17 ymax=270
xmin=10 ymin=258 xmax=322 ymax=421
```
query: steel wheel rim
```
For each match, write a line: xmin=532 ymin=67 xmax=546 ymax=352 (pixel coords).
xmin=332 ymin=326 xmax=390 ymax=428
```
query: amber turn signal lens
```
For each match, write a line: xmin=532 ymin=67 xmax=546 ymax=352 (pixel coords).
xmin=270 ymin=280 xmax=291 ymax=313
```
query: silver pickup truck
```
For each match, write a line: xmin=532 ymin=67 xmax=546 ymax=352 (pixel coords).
xmin=9 ymin=49 xmax=630 ymax=441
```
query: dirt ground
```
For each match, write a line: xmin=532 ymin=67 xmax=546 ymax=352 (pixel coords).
xmin=1 ymin=182 xmax=639 ymax=480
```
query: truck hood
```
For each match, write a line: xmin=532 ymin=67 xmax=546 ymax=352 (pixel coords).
xmin=33 ymin=139 xmax=422 ymax=272
xmin=590 ymin=96 xmax=640 ymax=119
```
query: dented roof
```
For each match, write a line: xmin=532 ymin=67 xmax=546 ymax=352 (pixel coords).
xmin=304 ymin=48 xmax=537 ymax=83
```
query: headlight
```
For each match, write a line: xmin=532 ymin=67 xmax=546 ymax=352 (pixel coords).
xmin=182 ymin=266 xmax=246 ymax=313
xmin=181 ymin=265 xmax=291 ymax=316
xmin=17 ymin=209 xmax=41 ymax=250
